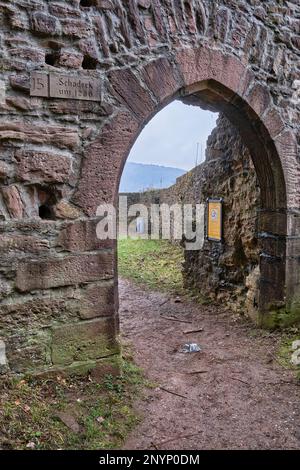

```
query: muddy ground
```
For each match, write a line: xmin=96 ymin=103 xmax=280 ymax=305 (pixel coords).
xmin=119 ymin=278 xmax=300 ymax=450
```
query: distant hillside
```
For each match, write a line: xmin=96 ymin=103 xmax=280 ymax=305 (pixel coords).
xmin=119 ymin=162 xmax=186 ymax=193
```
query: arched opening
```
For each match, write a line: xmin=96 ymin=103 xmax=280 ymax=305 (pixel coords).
xmin=118 ymin=100 xmax=221 ymax=311
xmin=111 ymin=79 xmax=287 ymax=324
xmin=70 ymin=48 xmax=299 ymax=393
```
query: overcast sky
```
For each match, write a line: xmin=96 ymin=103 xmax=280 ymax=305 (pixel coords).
xmin=127 ymin=100 xmax=218 ymax=171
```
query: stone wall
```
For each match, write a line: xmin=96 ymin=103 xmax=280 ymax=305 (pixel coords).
xmin=0 ymin=0 xmax=299 ymax=375
xmin=182 ymin=115 xmax=260 ymax=314
xmin=122 ymin=114 xmax=261 ymax=315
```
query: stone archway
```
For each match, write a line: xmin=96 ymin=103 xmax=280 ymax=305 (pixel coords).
xmin=73 ymin=47 xmax=295 ymax=325
xmin=0 ymin=2 xmax=299 ymax=376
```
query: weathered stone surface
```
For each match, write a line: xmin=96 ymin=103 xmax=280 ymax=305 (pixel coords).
xmin=0 ymin=294 xmax=79 ymax=334
xmin=15 ymin=150 xmax=72 ymax=183
xmin=245 ymin=84 xmax=271 ymax=118
xmin=58 ymin=219 xmax=114 ymax=252
xmin=80 ymin=282 xmax=115 ymax=319
xmin=1 ymin=185 xmax=24 ymax=219
xmin=6 ymin=96 xmax=33 ymax=111
xmin=51 ymin=318 xmax=118 ymax=366
xmin=73 ymin=110 xmax=140 ymax=215
xmin=96 ymin=0 xmax=114 ymax=9
xmin=262 ymin=107 xmax=285 ymax=139
xmin=0 ymin=124 xmax=79 ymax=149
xmin=275 ymin=131 xmax=299 ymax=208
xmin=62 ymin=19 xmax=90 ymax=38
xmin=108 ymin=68 xmax=156 ymax=121
xmin=58 ymin=50 xmax=84 ymax=69
xmin=9 ymin=46 xmax=45 ymax=63
xmin=49 ymin=2 xmax=81 ymax=18
xmin=48 ymin=100 xmax=112 ymax=115
xmin=78 ymin=38 xmax=99 ymax=60
xmin=138 ymin=0 xmax=151 ymax=8
xmin=141 ymin=58 xmax=183 ymax=103
xmin=176 ymin=47 xmax=245 ymax=96
xmin=6 ymin=329 xmax=51 ymax=373
xmin=9 ymin=74 xmax=30 ymax=92
xmin=0 ymin=279 xmax=12 ymax=300
xmin=16 ymin=252 xmax=114 ymax=292
xmin=0 ymin=0 xmax=299 ymax=376
xmin=0 ymin=234 xmax=49 ymax=254
xmin=31 ymin=12 xmax=59 ymax=36
xmin=7 ymin=343 xmax=49 ymax=373
xmin=53 ymin=200 xmax=82 ymax=219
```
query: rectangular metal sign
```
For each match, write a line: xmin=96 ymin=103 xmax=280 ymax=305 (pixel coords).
xmin=30 ymin=72 xmax=101 ymax=102
xmin=207 ymin=198 xmax=223 ymax=242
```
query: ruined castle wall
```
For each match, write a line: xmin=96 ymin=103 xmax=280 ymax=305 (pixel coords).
xmin=0 ymin=0 xmax=299 ymax=374
xmin=122 ymin=114 xmax=261 ymax=313
xmin=181 ymin=115 xmax=260 ymax=313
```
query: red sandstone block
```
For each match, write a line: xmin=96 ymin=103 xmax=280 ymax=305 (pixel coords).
xmin=209 ymin=50 xmax=246 ymax=94
xmin=244 ymin=83 xmax=271 ymax=118
xmin=15 ymin=150 xmax=72 ymax=183
xmin=58 ymin=219 xmax=114 ymax=252
xmin=6 ymin=96 xmax=34 ymax=112
xmin=258 ymin=211 xmax=287 ymax=236
xmin=10 ymin=46 xmax=45 ymax=63
xmin=78 ymin=38 xmax=99 ymax=60
xmin=48 ymin=100 xmax=112 ymax=115
xmin=1 ymin=185 xmax=24 ymax=219
xmin=176 ymin=47 xmax=246 ymax=97
xmin=31 ymin=12 xmax=59 ymax=36
xmin=80 ymin=282 xmax=115 ymax=319
xmin=72 ymin=110 xmax=139 ymax=215
xmin=51 ymin=318 xmax=118 ymax=366
xmin=49 ymin=3 xmax=81 ymax=18
xmin=53 ymin=201 xmax=82 ymax=220
xmin=96 ymin=0 xmax=114 ymax=9
xmin=0 ymin=235 xmax=49 ymax=255
xmin=262 ymin=107 xmax=285 ymax=138
xmin=62 ymin=19 xmax=90 ymax=38
xmin=58 ymin=50 xmax=84 ymax=69
xmin=138 ymin=0 xmax=151 ymax=8
xmin=238 ymin=68 xmax=255 ymax=97
xmin=141 ymin=58 xmax=183 ymax=103
xmin=108 ymin=68 xmax=156 ymax=121
xmin=0 ymin=295 xmax=78 ymax=332
xmin=9 ymin=74 xmax=30 ymax=92
xmin=16 ymin=252 xmax=114 ymax=292
xmin=175 ymin=47 xmax=210 ymax=87
xmin=274 ymin=130 xmax=299 ymax=208
xmin=0 ymin=123 xmax=80 ymax=150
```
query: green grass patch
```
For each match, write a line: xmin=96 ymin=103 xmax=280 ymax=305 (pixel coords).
xmin=276 ymin=329 xmax=300 ymax=374
xmin=118 ymin=239 xmax=184 ymax=294
xmin=0 ymin=356 xmax=146 ymax=450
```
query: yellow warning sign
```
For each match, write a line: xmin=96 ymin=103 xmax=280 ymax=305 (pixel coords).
xmin=207 ymin=199 xmax=222 ymax=241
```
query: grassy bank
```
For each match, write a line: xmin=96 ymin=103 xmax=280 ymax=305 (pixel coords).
xmin=118 ymin=239 xmax=184 ymax=295
xmin=0 ymin=356 xmax=145 ymax=450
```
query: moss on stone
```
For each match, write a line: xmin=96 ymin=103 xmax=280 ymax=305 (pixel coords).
xmin=258 ymin=303 xmax=300 ymax=329
xmin=51 ymin=319 xmax=119 ymax=367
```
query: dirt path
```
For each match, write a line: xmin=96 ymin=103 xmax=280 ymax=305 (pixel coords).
xmin=119 ymin=278 xmax=300 ymax=450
